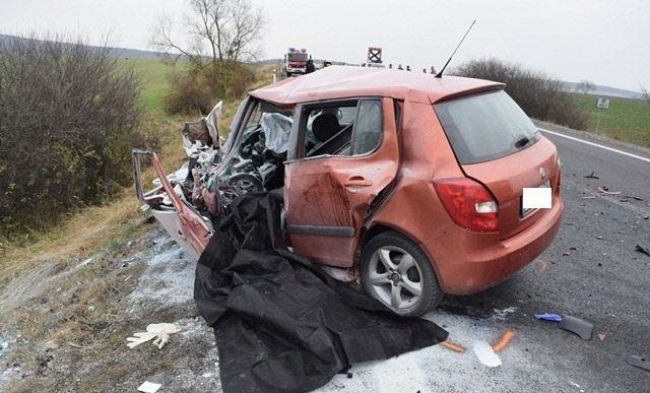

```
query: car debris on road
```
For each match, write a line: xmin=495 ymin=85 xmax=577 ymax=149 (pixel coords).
xmin=558 ymin=315 xmax=594 ymax=340
xmin=635 ymin=244 xmax=650 ymax=257
xmin=534 ymin=313 xmax=594 ymax=340
xmin=534 ymin=312 xmax=562 ymax=322
xmin=137 ymin=381 xmax=162 ymax=393
xmin=492 ymin=328 xmax=515 ymax=353
xmin=626 ymin=354 xmax=650 ymax=372
xmin=597 ymin=185 xmax=622 ymax=195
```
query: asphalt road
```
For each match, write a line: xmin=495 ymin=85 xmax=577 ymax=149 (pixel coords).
xmin=315 ymin=121 xmax=650 ymax=393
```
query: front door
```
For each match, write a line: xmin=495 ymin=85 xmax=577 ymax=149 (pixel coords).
xmin=284 ymin=97 xmax=399 ymax=267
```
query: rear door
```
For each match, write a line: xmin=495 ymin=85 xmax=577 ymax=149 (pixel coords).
xmin=434 ymin=90 xmax=560 ymax=238
xmin=284 ymin=97 xmax=399 ymax=267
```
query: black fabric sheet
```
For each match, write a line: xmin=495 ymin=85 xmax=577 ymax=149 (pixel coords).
xmin=194 ymin=193 xmax=448 ymax=393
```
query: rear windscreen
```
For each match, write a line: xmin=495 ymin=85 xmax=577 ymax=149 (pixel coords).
xmin=434 ymin=90 xmax=540 ymax=164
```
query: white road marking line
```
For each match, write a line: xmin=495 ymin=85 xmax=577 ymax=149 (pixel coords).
xmin=538 ymin=127 xmax=650 ymax=164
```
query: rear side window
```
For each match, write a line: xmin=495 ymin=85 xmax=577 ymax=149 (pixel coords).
xmin=351 ymin=100 xmax=382 ymax=155
xmin=434 ymin=90 xmax=540 ymax=164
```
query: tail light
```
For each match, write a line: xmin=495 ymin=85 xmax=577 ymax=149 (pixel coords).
xmin=434 ymin=178 xmax=498 ymax=232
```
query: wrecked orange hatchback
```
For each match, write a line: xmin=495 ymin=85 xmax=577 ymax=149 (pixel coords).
xmin=133 ymin=66 xmax=563 ymax=317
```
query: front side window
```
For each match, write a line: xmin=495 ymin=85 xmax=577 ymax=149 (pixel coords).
xmin=434 ymin=90 xmax=540 ymax=164
xmin=299 ymin=99 xmax=383 ymax=158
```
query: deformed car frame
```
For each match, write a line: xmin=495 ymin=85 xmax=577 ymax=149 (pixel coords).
xmin=133 ymin=66 xmax=563 ymax=316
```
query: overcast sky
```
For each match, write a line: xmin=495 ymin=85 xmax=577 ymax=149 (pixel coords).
xmin=1 ymin=0 xmax=648 ymax=91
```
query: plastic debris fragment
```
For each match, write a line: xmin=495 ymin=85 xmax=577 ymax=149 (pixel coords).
xmin=597 ymin=186 xmax=622 ymax=195
xmin=534 ymin=312 xmax=562 ymax=322
xmin=635 ymin=244 xmax=650 ymax=257
xmin=472 ymin=341 xmax=502 ymax=367
xmin=558 ymin=315 xmax=594 ymax=340
xmin=137 ymin=381 xmax=162 ymax=393
xmin=492 ymin=329 xmax=515 ymax=353
xmin=626 ymin=354 xmax=650 ymax=372
xmin=440 ymin=340 xmax=466 ymax=353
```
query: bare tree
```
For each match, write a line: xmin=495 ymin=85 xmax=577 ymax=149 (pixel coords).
xmin=641 ymin=86 xmax=650 ymax=104
xmin=151 ymin=0 xmax=264 ymax=67
xmin=575 ymin=79 xmax=595 ymax=95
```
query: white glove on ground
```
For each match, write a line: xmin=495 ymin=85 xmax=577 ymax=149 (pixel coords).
xmin=126 ymin=323 xmax=181 ymax=349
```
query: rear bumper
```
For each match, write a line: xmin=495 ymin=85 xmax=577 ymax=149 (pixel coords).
xmin=429 ymin=196 xmax=563 ymax=295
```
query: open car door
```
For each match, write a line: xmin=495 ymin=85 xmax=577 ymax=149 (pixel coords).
xmin=131 ymin=101 xmax=225 ymax=259
xmin=284 ymin=97 xmax=400 ymax=267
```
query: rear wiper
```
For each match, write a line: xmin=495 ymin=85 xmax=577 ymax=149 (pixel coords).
xmin=514 ymin=136 xmax=531 ymax=149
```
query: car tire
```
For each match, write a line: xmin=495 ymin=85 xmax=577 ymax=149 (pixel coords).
xmin=360 ymin=230 xmax=442 ymax=317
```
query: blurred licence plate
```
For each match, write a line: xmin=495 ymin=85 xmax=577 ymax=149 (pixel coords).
xmin=521 ymin=180 xmax=551 ymax=217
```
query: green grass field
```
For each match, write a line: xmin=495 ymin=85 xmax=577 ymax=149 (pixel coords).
xmin=571 ymin=93 xmax=650 ymax=148
xmin=119 ymin=58 xmax=181 ymax=112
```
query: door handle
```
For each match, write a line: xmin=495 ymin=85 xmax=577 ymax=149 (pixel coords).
xmin=344 ymin=176 xmax=372 ymax=187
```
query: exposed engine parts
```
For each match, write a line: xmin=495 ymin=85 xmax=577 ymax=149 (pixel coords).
xmin=176 ymin=101 xmax=291 ymax=218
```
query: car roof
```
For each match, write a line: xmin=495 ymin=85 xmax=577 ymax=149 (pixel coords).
xmin=250 ymin=65 xmax=504 ymax=106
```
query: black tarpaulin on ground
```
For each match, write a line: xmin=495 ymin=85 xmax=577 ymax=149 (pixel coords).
xmin=194 ymin=193 xmax=448 ymax=393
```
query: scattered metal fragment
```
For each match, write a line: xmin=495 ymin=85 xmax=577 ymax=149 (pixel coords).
xmin=440 ymin=339 xmax=466 ymax=353
xmin=491 ymin=329 xmax=515 ymax=353
xmin=584 ymin=171 xmax=599 ymax=179
xmin=534 ymin=312 xmax=562 ymax=322
xmin=558 ymin=315 xmax=594 ymax=340
xmin=597 ymin=332 xmax=607 ymax=341
xmin=626 ymin=354 xmax=650 ymax=372
xmin=635 ymin=244 xmax=650 ymax=257
xmin=597 ymin=186 xmax=622 ymax=195
xmin=581 ymin=196 xmax=596 ymax=199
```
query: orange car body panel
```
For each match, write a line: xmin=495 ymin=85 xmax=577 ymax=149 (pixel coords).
xmin=250 ymin=66 xmax=504 ymax=106
xmin=284 ymin=98 xmax=400 ymax=266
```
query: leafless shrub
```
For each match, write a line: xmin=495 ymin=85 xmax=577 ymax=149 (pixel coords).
xmin=0 ymin=35 xmax=146 ymax=235
xmin=575 ymin=80 xmax=595 ymax=95
xmin=641 ymin=86 xmax=650 ymax=105
xmin=453 ymin=58 xmax=588 ymax=130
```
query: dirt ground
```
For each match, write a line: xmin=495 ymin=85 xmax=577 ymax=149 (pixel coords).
xmin=0 ymin=226 xmax=221 ymax=392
